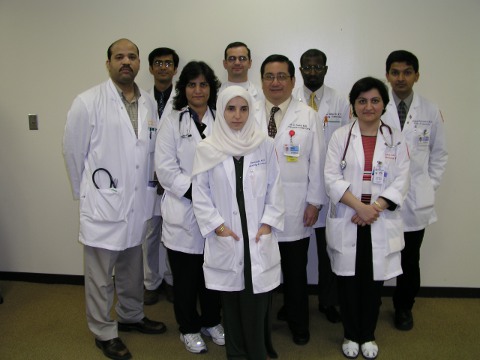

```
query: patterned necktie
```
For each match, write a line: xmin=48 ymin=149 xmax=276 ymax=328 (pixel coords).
xmin=268 ymin=106 xmax=280 ymax=138
xmin=309 ymin=92 xmax=318 ymax=111
xmin=397 ymin=101 xmax=407 ymax=130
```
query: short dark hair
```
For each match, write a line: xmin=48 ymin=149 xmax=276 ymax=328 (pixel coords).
xmin=260 ymin=54 xmax=295 ymax=78
xmin=386 ymin=50 xmax=419 ymax=73
xmin=349 ymin=77 xmax=389 ymax=117
xmin=148 ymin=47 xmax=179 ymax=68
xmin=107 ymin=38 xmax=139 ymax=60
xmin=300 ymin=49 xmax=327 ymax=66
xmin=224 ymin=42 xmax=251 ymax=60
xmin=173 ymin=61 xmax=221 ymax=111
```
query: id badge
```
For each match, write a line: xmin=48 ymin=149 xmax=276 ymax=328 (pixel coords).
xmin=372 ymin=162 xmax=385 ymax=185
xmin=284 ymin=144 xmax=300 ymax=162
xmin=417 ymin=129 xmax=430 ymax=147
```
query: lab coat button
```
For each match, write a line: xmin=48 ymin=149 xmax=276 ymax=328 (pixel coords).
xmin=233 ymin=211 xmax=238 ymax=215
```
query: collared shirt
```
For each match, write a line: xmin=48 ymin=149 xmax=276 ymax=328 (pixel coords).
xmin=114 ymin=82 xmax=140 ymax=136
xmin=265 ymin=97 xmax=292 ymax=129
xmin=153 ymin=85 xmax=173 ymax=118
xmin=303 ymin=85 xmax=325 ymax=111
xmin=392 ymin=91 xmax=414 ymax=113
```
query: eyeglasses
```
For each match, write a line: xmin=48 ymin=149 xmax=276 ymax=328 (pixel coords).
xmin=226 ymin=56 xmax=249 ymax=63
xmin=262 ymin=73 xmax=291 ymax=83
xmin=153 ymin=60 xmax=174 ymax=68
xmin=300 ymin=65 xmax=326 ymax=73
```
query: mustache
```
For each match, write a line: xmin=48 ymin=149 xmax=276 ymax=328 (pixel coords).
xmin=120 ymin=65 xmax=132 ymax=72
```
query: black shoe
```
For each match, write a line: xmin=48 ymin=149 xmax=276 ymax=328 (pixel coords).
xmin=292 ymin=330 xmax=310 ymax=345
xmin=319 ymin=305 xmax=341 ymax=323
xmin=143 ymin=287 xmax=160 ymax=305
xmin=395 ymin=309 xmax=413 ymax=331
xmin=276 ymin=306 xmax=287 ymax=321
xmin=118 ymin=317 xmax=167 ymax=334
xmin=95 ymin=337 xmax=132 ymax=360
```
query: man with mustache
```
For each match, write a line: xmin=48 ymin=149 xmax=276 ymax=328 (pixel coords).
xmin=63 ymin=38 xmax=167 ymax=360
xmin=293 ymin=49 xmax=350 ymax=324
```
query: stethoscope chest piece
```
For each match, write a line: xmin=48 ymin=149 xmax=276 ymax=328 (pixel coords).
xmin=340 ymin=160 xmax=347 ymax=171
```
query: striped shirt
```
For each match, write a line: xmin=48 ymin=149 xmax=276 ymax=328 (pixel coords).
xmin=361 ymin=135 xmax=376 ymax=204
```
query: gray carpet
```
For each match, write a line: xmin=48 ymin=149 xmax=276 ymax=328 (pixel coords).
xmin=0 ymin=281 xmax=479 ymax=359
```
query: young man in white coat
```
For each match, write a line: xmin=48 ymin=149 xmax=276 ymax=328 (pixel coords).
xmin=63 ymin=39 xmax=167 ymax=360
xmin=255 ymin=54 xmax=326 ymax=345
xmin=383 ymin=50 xmax=448 ymax=331
xmin=293 ymin=48 xmax=350 ymax=324
xmin=219 ymin=41 xmax=263 ymax=101
xmin=141 ymin=47 xmax=179 ymax=305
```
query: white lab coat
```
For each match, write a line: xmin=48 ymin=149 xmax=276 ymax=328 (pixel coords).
xmin=155 ymin=108 xmax=215 ymax=254
xmin=383 ymin=92 xmax=448 ymax=231
xmin=219 ymin=81 xmax=264 ymax=102
xmin=149 ymin=87 xmax=174 ymax=217
xmin=192 ymin=139 xmax=285 ymax=294
xmin=254 ymin=98 xmax=325 ymax=242
xmin=293 ymin=85 xmax=351 ymax=227
xmin=324 ymin=121 xmax=410 ymax=280
xmin=63 ymin=79 xmax=159 ymax=251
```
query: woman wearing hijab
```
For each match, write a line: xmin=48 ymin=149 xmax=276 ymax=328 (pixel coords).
xmin=324 ymin=77 xmax=410 ymax=359
xmin=192 ymin=86 xmax=285 ymax=360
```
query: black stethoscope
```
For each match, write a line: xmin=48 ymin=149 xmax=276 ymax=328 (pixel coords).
xmin=92 ymin=168 xmax=117 ymax=189
xmin=179 ymin=107 xmax=215 ymax=138
xmin=340 ymin=120 xmax=400 ymax=171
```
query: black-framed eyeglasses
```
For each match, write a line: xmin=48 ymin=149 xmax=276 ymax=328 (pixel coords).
xmin=226 ymin=56 xmax=249 ymax=63
xmin=153 ymin=60 xmax=174 ymax=68
xmin=262 ymin=73 xmax=291 ymax=82
xmin=300 ymin=65 xmax=326 ymax=73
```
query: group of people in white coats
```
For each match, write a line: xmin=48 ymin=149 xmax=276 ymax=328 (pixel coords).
xmin=64 ymin=37 xmax=447 ymax=360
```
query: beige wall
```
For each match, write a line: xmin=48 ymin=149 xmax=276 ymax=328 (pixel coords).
xmin=0 ymin=0 xmax=478 ymax=287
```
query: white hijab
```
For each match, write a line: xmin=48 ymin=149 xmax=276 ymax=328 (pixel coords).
xmin=192 ymin=86 xmax=266 ymax=176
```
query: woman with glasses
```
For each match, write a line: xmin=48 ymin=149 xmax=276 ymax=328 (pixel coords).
xmin=155 ymin=61 xmax=224 ymax=354
xmin=324 ymin=77 xmax=409 ymax=359
xmin=192 ymin=86 xmax=285 ymax=360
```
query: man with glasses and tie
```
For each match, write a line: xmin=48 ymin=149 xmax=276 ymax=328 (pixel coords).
xmin=141 ymin=47 xmax=180 ymax=306
xmin=255 ymin=54 xmax=325 ymax=346
xmin=219 ymin=41 xmax=263 ymax=101
xmin=383 ymin=50 xmax=448 ymax=332
xmin=293 ymin=49 xmax=350 ymax=324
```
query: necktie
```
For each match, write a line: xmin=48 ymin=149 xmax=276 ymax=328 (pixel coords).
xmin=397 ymin=101 xmax=407 ymax=130
xmin=268 ymin=106 xmax=280 ymax=138
xmin=309 ymin=92 xmax=318 ymax=111
xmin=158 ymin=93 xmax=165 ymax=118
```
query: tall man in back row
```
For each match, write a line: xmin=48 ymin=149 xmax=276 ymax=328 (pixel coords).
xmin=255 ymin=54 xmax=325 ymax=345
xmin=293 ymin=49 xmax=350 ymax=324
xmin=219 ymin=41 xmax=263 ymax=101
xmin=383 ymin=50 xmax=448 ymax=331
xmin=63 ymin=39 xmax=167 ymax=360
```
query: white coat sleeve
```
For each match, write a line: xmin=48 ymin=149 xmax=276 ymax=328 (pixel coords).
xmin=155 ymin=114 xmax=191 ymax=198
xmin=260 ymin=142 xmax=285 ymax=232
xmin=324 ymin=128 xmax=351 ymax=205
xmin=63 ymin=96 xmax=94 ymax=199
xmin=428 ymin=109 xmax=448 ymax=190
xmin=192 ymin=170 xmax=224 ymax=237
xmin=306 ymin=111 xmax=325 ymax=206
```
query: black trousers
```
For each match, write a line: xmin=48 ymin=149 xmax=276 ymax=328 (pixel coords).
xmin=315 ymin=227 xmax=338 ymax=307
xmin=167 ymin=248 xmax=221 ymax=334
xmin=278 ymin=237 xmax=310 ymax=334
xmin=393 ymin=229 xmax=425 ymax=311
xmin=337 ymin=226 xmax=383 ymax=344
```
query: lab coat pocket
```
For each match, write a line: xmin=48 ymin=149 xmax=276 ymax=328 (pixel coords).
xmin=144 ymin=186 xmax=157 ymax=220
xmin=384 ymin=218 xmax=405 ymax=255
xmin=88 ymin=187 xmax=126 ymax=222
xmin=204 ymin=235 xmax=237 ymax=271
xmin=161 ymin=192 xmax=191 ymax=230
xmin=414 ymin=175 xmax=435 ymax=210
xmin=325 ymin=217 xmax=344 ymax=253
xmin=248 ymin=165 xmax=267 ymax=198
xmin=255 ymin=233 xmax=281 ymax=271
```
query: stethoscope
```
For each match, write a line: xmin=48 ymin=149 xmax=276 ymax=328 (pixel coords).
xmin=92 ymin=168 xmax=117 ymax=189
xmin=179 ymin=107 xmax=215 ymax=138
xmin=340 ymin=120 xmax=401 ymax=171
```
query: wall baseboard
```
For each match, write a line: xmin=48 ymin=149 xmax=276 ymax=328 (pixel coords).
xmin=1 ymin=272 xmax=478 ymax=298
